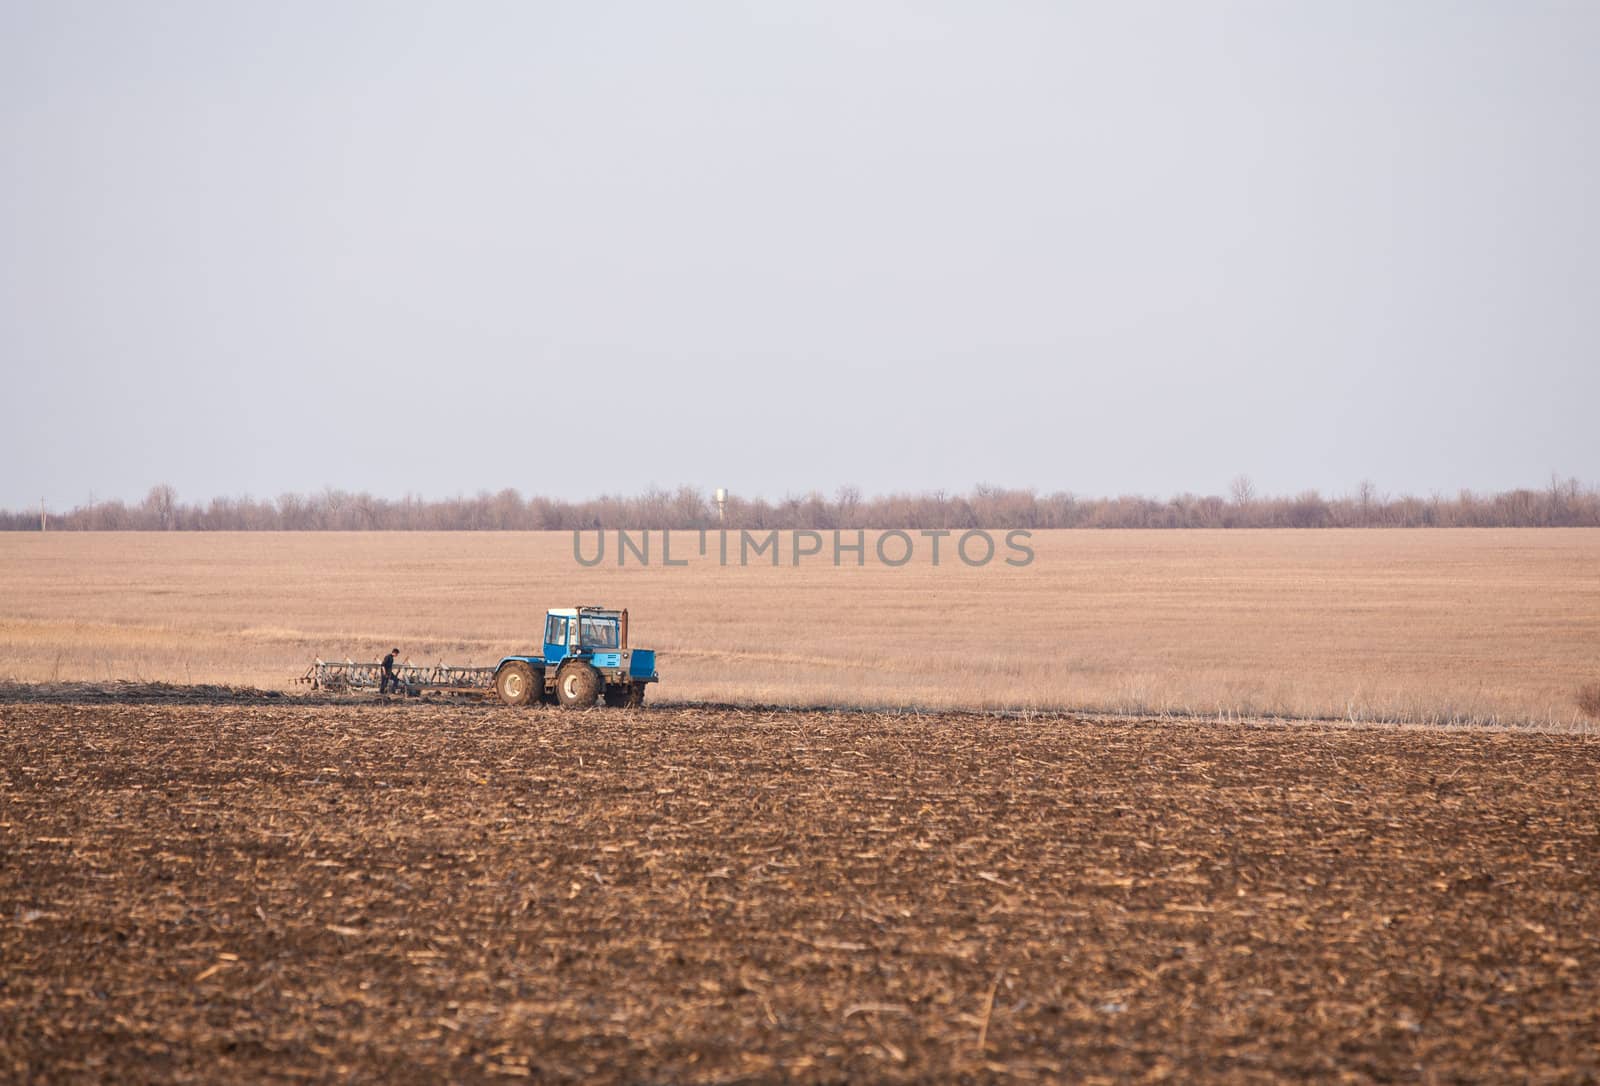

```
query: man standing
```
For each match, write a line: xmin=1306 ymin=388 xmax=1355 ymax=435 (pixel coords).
xmin=380 ymin=648 xmax=401 ymax=695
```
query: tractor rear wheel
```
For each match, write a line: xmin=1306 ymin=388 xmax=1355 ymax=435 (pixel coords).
xmin=495 ymin=662 xmax=537 ymax=707
xmin=556 ymin=663 xmax=601 ymax=709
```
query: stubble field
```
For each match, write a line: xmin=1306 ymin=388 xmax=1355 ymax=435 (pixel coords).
xmin=3 ymin=693 xmax=1598 ymax=1082
xmin=2 ymin=529 xmax=1599 ymax=726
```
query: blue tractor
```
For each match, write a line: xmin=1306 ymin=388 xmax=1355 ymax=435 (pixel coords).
xmin=492 ymin=606 xmax=658 ymax=709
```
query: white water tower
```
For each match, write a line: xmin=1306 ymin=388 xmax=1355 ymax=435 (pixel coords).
xmin=714 ymin=487 xmax=728 ymax=524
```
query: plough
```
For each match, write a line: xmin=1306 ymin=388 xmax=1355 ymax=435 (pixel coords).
xmin=297 ymin=659 xmax=496 ymax=697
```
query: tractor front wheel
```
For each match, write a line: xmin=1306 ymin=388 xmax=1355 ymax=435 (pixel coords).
xmin=495 ymin=662 xmax=537 ymax=707
xmin=556 ymin=663 xmax=601 ymax=709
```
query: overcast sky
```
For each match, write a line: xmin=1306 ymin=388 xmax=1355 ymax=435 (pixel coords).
xmin=2 ymin=1 xmax=1595 ymax=509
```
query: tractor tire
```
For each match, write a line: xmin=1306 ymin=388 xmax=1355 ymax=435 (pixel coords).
xmin=556 ymin=662 xmax=601 ymax=709
xmin=495 ymin=662 xmax=537 ymax=707
xmin=602 ymin=684 xmax=630 ymax=708
xmin=625 ymin=681 xmax=648 ymax=708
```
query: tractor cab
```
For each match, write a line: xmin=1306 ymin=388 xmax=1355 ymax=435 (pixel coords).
xmin=543 ymin=606 xmax=626 ymax=663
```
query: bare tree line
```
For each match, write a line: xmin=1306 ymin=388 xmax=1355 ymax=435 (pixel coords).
xmin=5 ymin=477 xmax=1599 ymax=532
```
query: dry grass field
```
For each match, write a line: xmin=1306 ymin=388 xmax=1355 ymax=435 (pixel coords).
xmin=2 ymin=529 xmax=1598 ymax=725
xmin=4 ymin=693 xmax=1598 ymax=1083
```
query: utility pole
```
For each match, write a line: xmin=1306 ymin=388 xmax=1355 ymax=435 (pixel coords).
xmin=40 ymin=497 xmax=46 ymax=532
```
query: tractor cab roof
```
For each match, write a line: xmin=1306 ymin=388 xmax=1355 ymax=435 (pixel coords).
xmin=548 ymin=605 xmax=621 ymax=618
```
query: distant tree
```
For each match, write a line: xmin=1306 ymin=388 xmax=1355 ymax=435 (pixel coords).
xmin=143 ymin=484 xmax=178 ymax=530
xmin=1356 ymin=480 xmax=1378 ymax=527
xmin=1286 ymin=491 xmax=1329 ymax=529
xmin=671 ymin=486 xmax=708 ymax=528
xmin=277 ymin=492 xmax=309 ymax=530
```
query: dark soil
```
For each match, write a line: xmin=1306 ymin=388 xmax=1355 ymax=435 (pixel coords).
xmin=2 ymin=697 xmax=1597 ymax=1083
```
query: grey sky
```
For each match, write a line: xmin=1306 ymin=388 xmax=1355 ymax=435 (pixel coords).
xmin=2 ymin=1 xmax=1596 ymax=509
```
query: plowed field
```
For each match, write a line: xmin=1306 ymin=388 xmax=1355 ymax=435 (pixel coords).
xmin=3 ymin=693 xmax=1597 ymax=1082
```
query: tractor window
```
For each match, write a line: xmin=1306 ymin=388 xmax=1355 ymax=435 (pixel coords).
xmin=580 ymin=616 xmax=619 ymax=649
xmin=544 ymin=615 xmax=568 ymax=646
